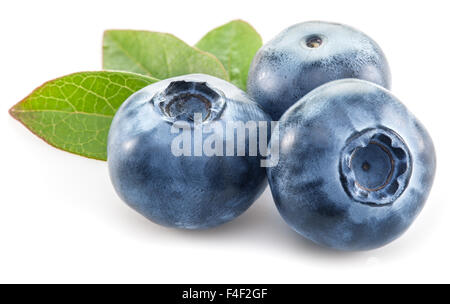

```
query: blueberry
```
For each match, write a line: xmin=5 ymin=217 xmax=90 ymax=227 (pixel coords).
xmin=108 ymin=74 xmax=270 ymax=229
xmin=267 ymin=79 xmax=436 ymax=250
xmin=247 ymin=21 xmax=391 ymax=120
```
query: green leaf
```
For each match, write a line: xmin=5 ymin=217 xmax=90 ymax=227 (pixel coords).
xmin=195 ymin=20 xmax=262 ymax=91
xmin=103 ymin=30 xmax=229 ymax=81
xmin=10 ymin=71 xmax=159 ymax=161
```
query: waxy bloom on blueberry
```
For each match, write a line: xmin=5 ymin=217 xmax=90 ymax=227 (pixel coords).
xmin=267 ymin=79 xmax=436 ymax=251
xmin=108 ymin=74 xmax=271 ymax=229
xmin=247 ymin=21 xmax=391 ymax=120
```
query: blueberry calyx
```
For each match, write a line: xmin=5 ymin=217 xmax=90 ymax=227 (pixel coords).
xmin=304 ymin=35 xmax=324 ymax=48
xmin=151 ymin=81 xmax=226 ymax=124
xmin=340 ymin=127 xmax=412 ymax=206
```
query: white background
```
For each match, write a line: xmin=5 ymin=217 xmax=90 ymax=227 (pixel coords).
xmin=1 ymin=0 xmax=449 ymax=283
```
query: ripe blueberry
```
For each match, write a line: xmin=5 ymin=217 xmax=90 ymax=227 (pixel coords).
xmin=267 ymin=79 xmax=436 ymax=250
xmin=247 ymin=21 xmax=391 ymax=120
xmin=108 ymin=74 xmax=271 ymax=229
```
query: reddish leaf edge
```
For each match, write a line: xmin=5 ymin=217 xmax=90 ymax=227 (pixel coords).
xmin=9 ymin=70 xmax=160 ymax=161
